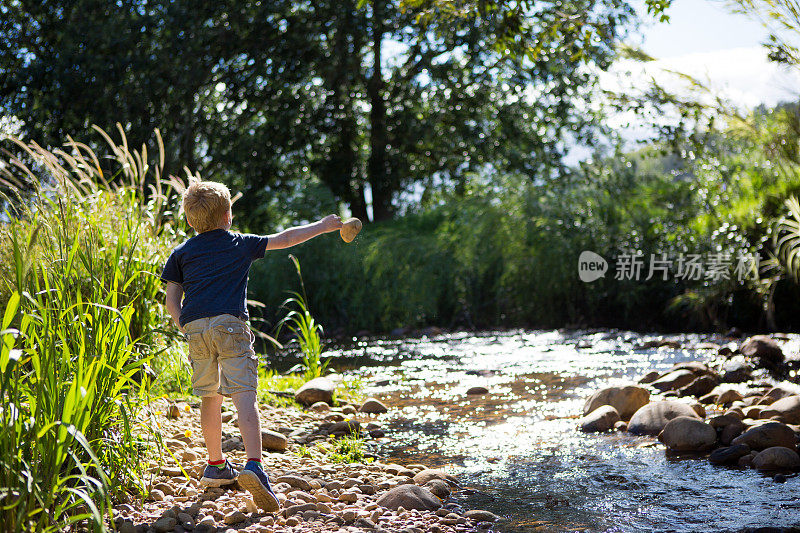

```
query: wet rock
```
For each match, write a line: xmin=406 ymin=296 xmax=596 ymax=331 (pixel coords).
xmin=413 ymin=469 xmax=459 ymax=487
xmin=579 ymin=405 xmax=620 ymax=433
xmin=465 ymin=510 xmax=500 ymax=522
xmin=295 ymin=377 xmax=335 ymax=406
xmin=753 ymin=446 xmax=800 ymax=471
xmin=678 ymin=375 xmax=719 ymax=398
xmin=690 ymin=402 xmax=706 ymax=418
xmin=583 ymin=384 xmax=650 ymax=420
xmin=721 ymin=356 xmax=753 ymax=383
xmin=376 ymin=485 xmax=442 ymax=511
xmin=650 ymin=370 xmax=696 ymax=392
xmin=709 ymin=444 xmax=751 ymax=465
xmin=360 ymin=398 xmax=389 ymax=414
xmin=467 ymin=386 xmax=489 ymax=395
xmin=699 ymin=392 xmax=718 ymax=405
xmin=731 ymin=422 xmax=798 ymax=451
xmin=424 ymin=479 xmax=451 ymax=499
xmin=716 ymin=389 xmax=744 ymax=405
xmin=628 ymin=401 xmax=700 ymax=436
xmin=720 ymin=419 xmax=745 ymax=445
xmin=738 ymin=452 xmax=756 ymax=468
xmin=658 ymin=417 xmax=717 ymax=452
xmin=261 ymin=429 xmax=288 ymax=452
xmin=638 ymin=371 xmax=661 ymax=384
xmin=671 ymin=361 xmax=711 ymax=374
xmin=759 ymin=395 xmax=800 ymax=424
xmin=763 ymin=383 xmax=800 ymax=401
xmin=743 ymin=406 xmax=763 ymax=419
xmin=740 ymin=335 xmax=784 ymax=365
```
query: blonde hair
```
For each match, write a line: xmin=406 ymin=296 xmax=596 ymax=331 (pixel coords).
xmin=182 ymin=180 xmax=231 ymax=233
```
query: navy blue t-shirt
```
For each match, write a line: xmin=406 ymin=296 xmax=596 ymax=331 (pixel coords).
xmin=160 ymin=229 xmax=269 ymax=327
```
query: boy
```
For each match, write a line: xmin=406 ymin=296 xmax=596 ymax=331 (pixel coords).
xmin=160 ymin=180 xmax=343 ymax=512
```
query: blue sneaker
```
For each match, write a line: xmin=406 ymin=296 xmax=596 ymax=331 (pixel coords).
xmin=237 ymin=461 xmax=279 ymax=512
xmin=199 ymin=459 xmax=238 ymax=487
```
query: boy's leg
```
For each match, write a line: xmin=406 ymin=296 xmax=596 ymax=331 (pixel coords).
xmin=231 ymin=390 xmax=261 ymax=461
xmin=200 ymin=394 xmax=224 ymax=462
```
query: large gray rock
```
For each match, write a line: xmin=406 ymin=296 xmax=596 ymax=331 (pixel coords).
xmin=579 ymin=405 xmax=620 ymax=433
xmin=731 ymin=421 xmax=798 ymax=451
xmin=294 ymin=377 xmax=335 ymax=406
xmin=759 ymin=395 xmax=800 ymax=424
xmin=375 ymin=484 xmax=442 ymax=511
xmin=753 ymin=446 xmax=800 ymax=471
xmin=628 ymin=401 xmax=700 ymax=436
xmin=583 ymin=384 xmax=650 ymax=420
xmin=739 ymin=335 xmax=784 ymax=364
xmin=650 ymin=370 xmax=696 ymax=392
xmin=658 ymin=417 xmax=717 ymax=452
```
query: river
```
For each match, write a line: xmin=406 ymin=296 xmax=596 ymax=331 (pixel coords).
xmin=325 ymin=329 xmax=800 ymax=532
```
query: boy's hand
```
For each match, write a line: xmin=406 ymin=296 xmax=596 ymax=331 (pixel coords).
xmin=321 ymin=214 xmax=343 ymax=232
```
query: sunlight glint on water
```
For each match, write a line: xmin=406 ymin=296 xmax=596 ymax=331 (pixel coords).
xmin=327 ymin=330 xmax=800 ymax=532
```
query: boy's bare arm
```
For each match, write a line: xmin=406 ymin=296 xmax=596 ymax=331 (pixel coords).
xmin=165 ymin=282 xmax=185 ymax=332
xmin=265 ymin=214 xmax=344 ymax=250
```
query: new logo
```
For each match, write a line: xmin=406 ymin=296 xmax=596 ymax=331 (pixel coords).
xmin=578 ymin=251 xmax=608 ymax=282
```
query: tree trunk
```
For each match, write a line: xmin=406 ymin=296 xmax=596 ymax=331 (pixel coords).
xmin=367 ymin=0 xmax=392 ymax=221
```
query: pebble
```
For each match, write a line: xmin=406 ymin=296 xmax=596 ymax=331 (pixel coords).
xmin=223 ymin=511 xmax=246 ymax=525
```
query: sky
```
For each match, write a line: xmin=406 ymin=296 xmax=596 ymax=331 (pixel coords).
xmin=622 ymin=0 xmax=800 ymax=108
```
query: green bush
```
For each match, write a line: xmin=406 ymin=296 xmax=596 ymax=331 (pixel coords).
xmin=0 ymin=129 xmax=183 ymax=530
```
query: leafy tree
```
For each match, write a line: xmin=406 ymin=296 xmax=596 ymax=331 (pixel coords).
xmin=1 ymin=0 xmax=664 ymax=225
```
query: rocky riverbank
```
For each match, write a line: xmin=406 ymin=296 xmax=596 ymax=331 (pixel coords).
xmin=579 ymin=334 xmax=800 ymax=476
xmin=110 ymin=378 xmax=500 ymax=533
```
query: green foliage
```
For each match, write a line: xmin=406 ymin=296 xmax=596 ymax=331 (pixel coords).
xmin=323 ymin=432 xmax=371 ymax=464
xmin=276 ymin=256 xmax=330 ymax=381
xmin=0 ymin=129 xmax=182 ymax=530
xmin=773 ymin=196 xmax=800 ymax=281
xmin=332 ymin=377 xmax=365 ymax=407
xmin=257 ymin=370 xmax=304 ymax=409
xmin=0 ymin=0 xmax=642 ymax=226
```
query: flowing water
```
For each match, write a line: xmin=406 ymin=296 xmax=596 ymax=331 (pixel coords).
xmin=324 ymin=329 xmax=800 ymax=532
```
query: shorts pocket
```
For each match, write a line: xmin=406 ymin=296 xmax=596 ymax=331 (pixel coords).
xmin=185 ymin=332 xmax=210 ymax=361
xmin=213 ymin=324 xmax=252 ymax=357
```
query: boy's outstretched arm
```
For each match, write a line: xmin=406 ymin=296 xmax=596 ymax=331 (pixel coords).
xmin=265 ymin=214 xmax=343 ymax=250
xmin=165 ymin=281 xmax=185 ymax=333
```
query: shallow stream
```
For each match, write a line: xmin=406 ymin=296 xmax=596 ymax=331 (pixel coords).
xmin=326 ymin=330 xmax=800 ymax=532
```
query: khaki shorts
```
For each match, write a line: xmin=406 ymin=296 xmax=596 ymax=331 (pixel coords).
xmin=184 ymin=314 xmax=258 ymax=397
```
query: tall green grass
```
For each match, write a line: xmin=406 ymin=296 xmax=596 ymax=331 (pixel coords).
xmin=0 ymin=127 xmax=183 ymax=530
xmin=276 ymin=256 xmax=329 ymax=381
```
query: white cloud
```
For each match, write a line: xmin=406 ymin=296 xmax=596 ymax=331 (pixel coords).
xmin=604 ymin=46 xmax=800 ymax=110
